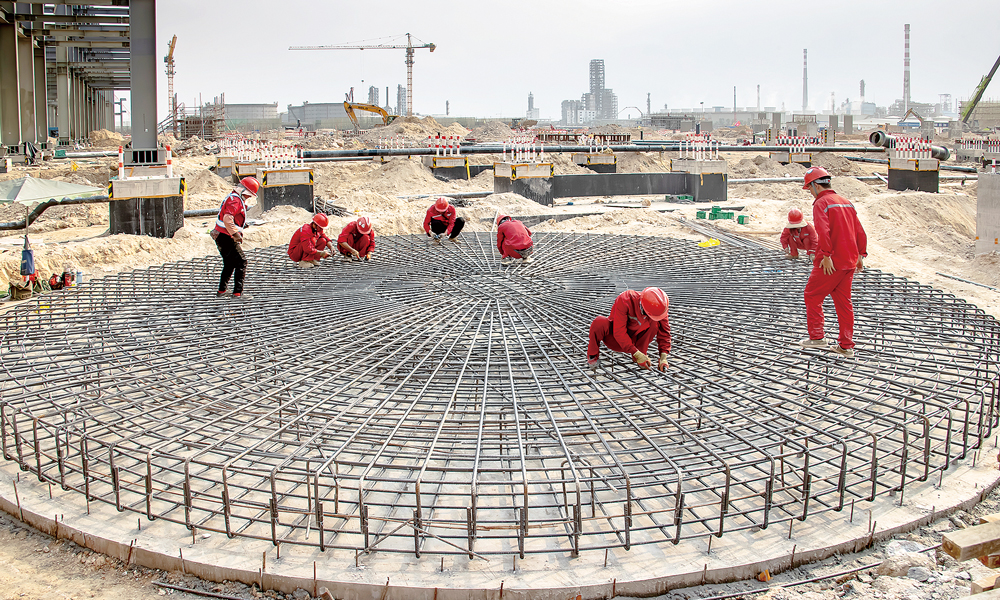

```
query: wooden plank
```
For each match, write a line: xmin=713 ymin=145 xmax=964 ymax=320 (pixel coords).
xmin=980 ymin=513 xmax=1000 ymax=525
xmin=942 ymin=521 xmax=1000 ymax=561
xmin=979 ymin=554 xmax=1000 ymax=568
xmin=974 ymin=588 xmax=1000 ymax=599
xmin=973 ymin=573 xmax=1000 ymax=594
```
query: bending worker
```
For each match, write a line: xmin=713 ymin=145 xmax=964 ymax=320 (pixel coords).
xmin=588 ymin=287 xmax=671 ymax=371
xmin=338 ymin=216 xmax=375 ymax=261
xmin=495 ymin=214 xmax=534 ymax=264
xmin=799 ymin=166 xmax=868 ymax=357
xmin=288 ymin=213 xmax=332 ymax=268
xmin=780 ymin=208 xmax=817 ymax=259
xmin=424 ymin=197 xmax=465 ymax=244
xmin=212 ymin=177 xmax=259 ymax=299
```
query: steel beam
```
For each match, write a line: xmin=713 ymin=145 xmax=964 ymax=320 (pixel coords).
xmin=128 ymin=0 xmax=156 ymax=151
xmin=0 ymin=21 xmax=17 ymax=144
xmin=33 ymin=43 xmax=46 ymax=141
xmin=55 ymin=45 xmax=69 ymax=142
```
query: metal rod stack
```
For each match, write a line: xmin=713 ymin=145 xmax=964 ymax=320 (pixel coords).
xmin=1 ymin=232 xmax=998 ymax=558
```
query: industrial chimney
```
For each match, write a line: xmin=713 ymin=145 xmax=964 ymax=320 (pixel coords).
xmin=802 ymin=49 xmax=808 ymax=112
xmin=860 ymin=79 xmax=865 ymax=104
xmin=903 ymin=24 xmax=910 ymax=113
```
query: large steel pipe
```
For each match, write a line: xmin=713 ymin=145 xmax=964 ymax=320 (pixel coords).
xmin=869 ymin=130 xmax=949 ymax=161
xmin=301 ymin=144 xmax=887 ymax=159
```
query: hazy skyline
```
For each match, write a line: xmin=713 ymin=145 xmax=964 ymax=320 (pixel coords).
xmin=145 ymin=0 xmax=999 ymax=121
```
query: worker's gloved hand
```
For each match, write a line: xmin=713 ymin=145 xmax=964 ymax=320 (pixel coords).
xmin=365 ymin=254 xmax=372 ymax=262
xmin=351 ymin=249 xmax=360 ymax=260
xmin=233 ymin=231 xmax=244 ymax=244
xmin=820 ymin=255 xmax=835 ymax=275
xmin=434 ymin=234 xmax=442 ymax=241
xmin=856 ymin=256 xmax=865 ymax=273
xmin=319 ymin=251 xmax=331 ymax=259
xmin=633 ymin=351 xmax=651 ymax=370
xmin=426 ymin=231 xmax=432 ymax=237
xmin=658 ymin=353 xmax=669 ymax=372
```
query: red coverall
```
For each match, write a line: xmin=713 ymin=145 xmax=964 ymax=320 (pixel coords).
xmin=423 ymin=205 xmax=459 ymax=237
xmin=588 ymin=290 xmax=671 ymax=361
xmin=780 ymin=223 xmax=817 ymax=258
xmin=214 ymin=192 xmax=248 ymax=294
xmin=337 ymin=221 xmax=376 ymax=257
xmin=287 ymin=223 xmax=330 ymax=262
xmin=496 ymin=218 xmax=533 ymax=258
xmin=804 ymin=189 xmax=868 ymax=349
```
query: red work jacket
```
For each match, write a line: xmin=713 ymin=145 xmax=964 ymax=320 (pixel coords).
xmin=609 ymin=290 xmax=672 ymax=356
xmin=424 ymin=205 xmax=458 ymax=236
xmin=496 ymin=218 xmax=533 ymax=258
xmin=288 ymin=223 xmax=329 ymax=262
xmin=214 ymin=192 xmax=246 ymax=236
xmin=338 ymin=221 xmax=376 ymax=255
xmin=812 ymin=189 xmax=868 ymax=270
xmin=779 ymin=223 xmax=817 ymax=258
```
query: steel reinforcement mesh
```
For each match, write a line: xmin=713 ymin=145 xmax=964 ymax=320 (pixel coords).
xmin=1 ymin=232 xmax=999 ymax=559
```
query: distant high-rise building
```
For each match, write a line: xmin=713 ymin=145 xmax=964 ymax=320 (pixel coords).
xmin=903 ymin=24 xmax=911 ymax=114
xmin=802 ymin=49 xmax=808 ymax=111
xmin=396 ymin=85 xmax=407 ymax=117
xmin=367 ymin=86 xmax=379 ymax=106
xmin=526 ymin=92 xmax=540 ymax=120
xmin=560 ymin=59 xmax=618 ymax=124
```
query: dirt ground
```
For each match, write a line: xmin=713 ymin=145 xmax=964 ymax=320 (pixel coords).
xmin=1 ymin=136 xmax=998 ymax=598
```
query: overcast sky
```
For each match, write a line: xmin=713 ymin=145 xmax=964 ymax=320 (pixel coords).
xmin=146 ymin=0 xmax=999 ymax=121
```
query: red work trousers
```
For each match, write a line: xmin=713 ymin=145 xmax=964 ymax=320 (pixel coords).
xmin=804 ymin=266 xmax=856 ymax=349
xmin=587 ymin=316 xmax=654 ymax=358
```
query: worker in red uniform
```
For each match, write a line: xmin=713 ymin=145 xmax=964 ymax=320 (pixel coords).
xmin=424 ymin=197 xmax=465 ymax=244
xmin=587 ymin=287 xmax=671 ymax=372
xmin=287 ymin=213 xmax=332 ymax=268
xmin=212 ymin=177 xmax=259 ymax=298
xmin=780 ymin=208 xmax=817 ymax=259
xmin=495 ymin=214 xmax=534 ymax=264
xmin=338 ymin=216 xmax=375 ymax=261
xmin=800 ymin=167 xmax=867 ymax=357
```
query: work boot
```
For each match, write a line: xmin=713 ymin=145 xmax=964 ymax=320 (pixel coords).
xmin=310 ymin=260 xmax=322 ymax=266
xmin=830 ymin=345 xmax=855 ymax=358
xmin=449 ymin=236 xmax=461 ymax=245
xmin=800 ymin=337 xmax=828 ymax=349
xmin=500 ymin=257 xmax=512 ymax=266
xmin=216 ymin=289 xmax=230 ymax=298
xmin=523 ymin=256 xmax=534 ymax=263
xmin=298 ymin=261 xmax=315 ymax=269
xmin=232 ymin=292 xmax=250 ymax=300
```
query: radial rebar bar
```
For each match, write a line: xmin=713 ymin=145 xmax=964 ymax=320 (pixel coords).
xmin=1 ymin=232 xmax=998 ymax=559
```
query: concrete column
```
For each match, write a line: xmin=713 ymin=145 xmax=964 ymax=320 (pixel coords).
xmin=17 ymin=33 xmax=36 ymax=143
xmin=106 ymin=92 xmax=114 ymax=130
xmin=130 ymin=0 xmax=158 ymax=150
xmin=56 ymin=46 xmax=70 ymax=143
xmin=34 ymin=45 xmax=47 ymax=142
xmin=0 ymin=22 xmax=20 ymax=145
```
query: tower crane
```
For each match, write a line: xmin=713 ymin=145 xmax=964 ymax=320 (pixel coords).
xmin=164 ymin=34 xmax=178 ymax=137
xmin=289 ymin=33 xmax=435 ymax=117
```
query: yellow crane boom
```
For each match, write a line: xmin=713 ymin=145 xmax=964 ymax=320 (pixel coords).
xmin=290 ymin=33 xmax=435 ymax=117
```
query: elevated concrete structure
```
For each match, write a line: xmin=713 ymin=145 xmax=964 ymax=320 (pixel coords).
xmin=108 ymin=177 xmax=184 ymax=237
xmin=255 ymin=168 xmax=314 ymax=212
xmin=977 ymin=170 xmax=1000 ymax=255
xmin=888 ymin=157 xmax=939 ymax=193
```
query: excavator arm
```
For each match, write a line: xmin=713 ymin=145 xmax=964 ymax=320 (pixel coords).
xmin=962 ymin=54 xmax=1000 ymax=124
xmin=343 ymin=102 xmax=397 ymax=132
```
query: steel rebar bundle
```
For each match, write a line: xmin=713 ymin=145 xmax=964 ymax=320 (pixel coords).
xmin=1 ymin=232 xmax=998 ymax=560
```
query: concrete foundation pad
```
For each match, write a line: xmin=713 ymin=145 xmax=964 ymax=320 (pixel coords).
xmin=977 ymin=170 xmax=1000 ymax=255
xmin=108 ymin=177 xmax=185 ymax=238
xmin=3 ymin=455 xmax=995 ymax=599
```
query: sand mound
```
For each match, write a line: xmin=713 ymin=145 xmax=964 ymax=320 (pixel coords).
xmin=617 ymin=153 xmax=668 ymax=173
xmin=89 ymin=129 xmax=125 ymax=148
xmin=467 ymin=121 xmax=514 ymax=141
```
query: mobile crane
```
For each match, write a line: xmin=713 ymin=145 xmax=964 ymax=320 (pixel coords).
xmin=961 ymin=53 xmax=1000 ymax=126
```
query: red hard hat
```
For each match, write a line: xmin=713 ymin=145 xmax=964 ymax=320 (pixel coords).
xmin=787 ymin=208 xmax=804 ymax=227
xmin=356 ymin=216 xmax=372 ymax=234
xmin=312 ymin=213 xmax=329 ymax=228
xmin=239 ymin=177 xmax=260 ymax=196
xmin=496 ymin=214 xmax=509 ymax=226
xmin=435 ymin=197 xmax=450 ymax=212
xmin=802 ymin=166 xmax=831 ymax=190
xmin=640 ymin=287 xmax=669 ymax=321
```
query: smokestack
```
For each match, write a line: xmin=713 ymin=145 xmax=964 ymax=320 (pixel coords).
xmin=903 ymin=24 xmax=911 ymax=113
xmin=757 ymin=84 xmax=760 ymax=112
xmin=860 ymin=79 xmax=865 ymax=104
xmin=802 ymin=49 xmax=808 ymax=112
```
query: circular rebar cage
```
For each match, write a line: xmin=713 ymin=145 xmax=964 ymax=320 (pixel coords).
xmin=1 ymin=232 xmax=998 ymax=559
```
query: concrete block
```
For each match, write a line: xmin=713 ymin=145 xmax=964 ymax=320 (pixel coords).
xmin=215 ymin=156 xmax=234 ymax=179
xmin=233 ymin=160 xmax=265 ymax=183
xmin=888 ymin=169 xmax=939 ymax=193
xmin=493 ymin=176 xmax=553 ymax=206
xmin=0 ymin=157 xmax=11 ymax=173
xmin=123 ymin=164 xmax=169 ymax=178
xmin=888 ymin=158 xmax=940 ymax=171
xmin=977 ymin=170 xmax=1000 ymax=255
xmin=494 ymin=162 xmax=554 ymax=179
xmin=573 ymin=153 xmax=617 ymax=173
xmin=109 ymin=196 xmax=184 ymax=238
xmin=256 ymin=168 xmax=314 ymax=212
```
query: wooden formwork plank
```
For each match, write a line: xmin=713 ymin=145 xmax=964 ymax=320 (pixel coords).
xmin=942 ymin=521 xmax=1000 ymax=562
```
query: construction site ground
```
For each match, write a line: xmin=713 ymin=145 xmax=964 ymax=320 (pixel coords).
xmin=0 ymin=132 xmax=997 ymax=599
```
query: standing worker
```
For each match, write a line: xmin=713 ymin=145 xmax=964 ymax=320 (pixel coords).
xmin=212 ymin=177 xmax=259 ymax=298
xmin=587 ymin=287 xmax=671 ymax=372
xmin=288 ymin=213 xmax=332 ymax=268
xmin=495 ymin=214 xmax=534 ymax=264
xmin=338 ymin=216 xmax=376 ymax=261
xmin=780 ymin=208 xmax=817 ymax=259
xmin=424 ymin=197 xmax=465 ymax=244
xmin=800 ymin=167 xmax=867 ymax=357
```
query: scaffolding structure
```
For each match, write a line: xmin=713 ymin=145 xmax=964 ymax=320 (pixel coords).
xmin=1 ymin=233 xmax=998 ymax=559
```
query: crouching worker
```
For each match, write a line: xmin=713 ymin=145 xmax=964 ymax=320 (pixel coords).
xmin=338 ymin=216 xmax=375 ymax=261
xmin=496 ymin=214 xmax=534 ymax=264
xmin=588 ymin=287 xmax=671 ymax=372
xmin=780 ymin=208 xmax=817 ymax=259
xmin=425 ymin=197 xmax=465 ymax=244
xmin=288 ymin=213 xmax=332 ymax=268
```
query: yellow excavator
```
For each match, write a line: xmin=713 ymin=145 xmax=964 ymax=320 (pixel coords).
xmin=343 ymin=102 xmax=398 ymax=132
